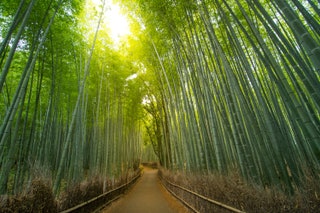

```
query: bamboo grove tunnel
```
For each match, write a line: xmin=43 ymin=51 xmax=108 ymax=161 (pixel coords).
xmin=0 ymin=0 xmax=319 ymax=212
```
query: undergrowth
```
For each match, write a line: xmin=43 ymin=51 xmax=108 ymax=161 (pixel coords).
xmin=159 ymin=168 xmax=320 ymax=212
xmin=0 ymin=168 xmax=141 ymax=213
xmin=0 ymin=178 xmax=57 ymax=213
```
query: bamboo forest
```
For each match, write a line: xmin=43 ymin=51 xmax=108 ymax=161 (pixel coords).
xmin=0 ymin=0 xmax=319 ymax=212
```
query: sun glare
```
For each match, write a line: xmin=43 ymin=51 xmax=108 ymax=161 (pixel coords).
xmin=91 ymin=0 xmax=131 ymax=45
xmin=107 ymin=4 xmax=130 ymax=42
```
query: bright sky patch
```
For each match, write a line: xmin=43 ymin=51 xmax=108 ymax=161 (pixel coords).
xmin=91 ymin=0 xmax=131 ymax=45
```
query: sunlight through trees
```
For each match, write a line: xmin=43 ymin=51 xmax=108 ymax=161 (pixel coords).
xmin=0 ymin=0 xmax=319 ymax=201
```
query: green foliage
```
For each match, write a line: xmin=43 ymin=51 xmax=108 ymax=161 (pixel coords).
xmin=1 ymin=0 xmax=319 ymax=199
xmin=0 ymin=0 xmax=145 ymax=196
xmin=118 ymin=0 xmax=320 ymax=194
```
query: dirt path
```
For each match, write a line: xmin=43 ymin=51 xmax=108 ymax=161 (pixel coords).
xmin=101 ymin=168 xmax=189 ymax=213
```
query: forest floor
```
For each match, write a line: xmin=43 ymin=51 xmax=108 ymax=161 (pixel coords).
xmin=101 ymin=167 xmax=189 ymax=213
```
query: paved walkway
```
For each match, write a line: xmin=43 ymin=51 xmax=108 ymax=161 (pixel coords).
xmin=101 ymin=168 xmax=189 ymax=213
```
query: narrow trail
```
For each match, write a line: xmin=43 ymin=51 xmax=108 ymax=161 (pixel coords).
xmin=101 ymin=168 xmax=189 ymax=213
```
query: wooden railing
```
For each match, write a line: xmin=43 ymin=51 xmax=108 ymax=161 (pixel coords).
xmin=160 ymin=176 xmax=245 ymax=213
xmin=60 ymin=172 xmax=141 ymax=213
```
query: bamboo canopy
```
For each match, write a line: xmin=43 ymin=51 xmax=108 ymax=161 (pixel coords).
xmin=0 ymin=0 xmax=319 ymax=196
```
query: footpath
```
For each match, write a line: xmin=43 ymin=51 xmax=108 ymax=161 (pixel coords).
xmin=101 ymin=168 xmax=189 ymax=213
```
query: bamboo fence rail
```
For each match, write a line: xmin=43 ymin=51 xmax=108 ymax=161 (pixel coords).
xmin=160 ymin=175 xmax=245 ymax=213
xmin=60 ymin=172 xmax=141 ymax=213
